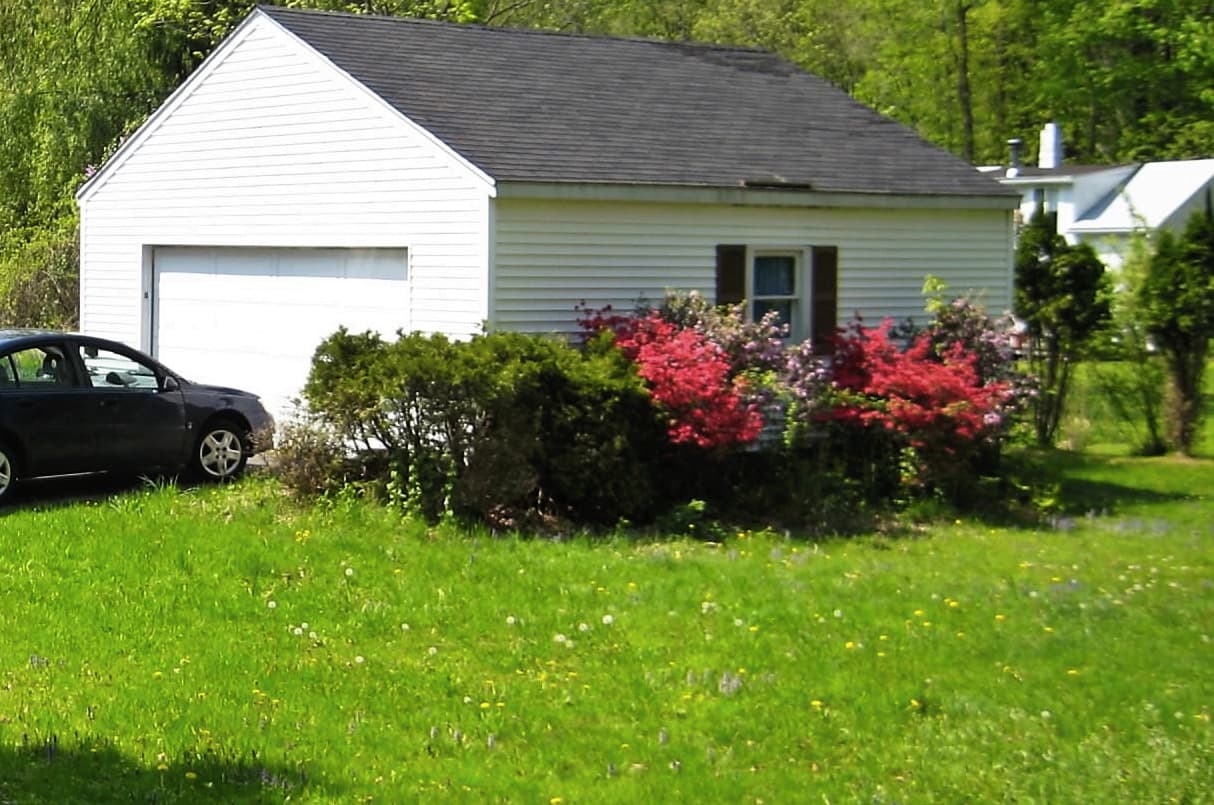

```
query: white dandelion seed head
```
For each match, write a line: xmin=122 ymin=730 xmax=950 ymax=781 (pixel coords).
xmin=345 ymin=567 xmax=355 ymax=577
xmin=734 ymin=618 xmax=745 ymax=627
xmin=267 ymin=600 xmax=277 ymax=609
xmin=506 ymin=615 xmax=517 ymax=626
xmin=292 ymin=627 xmax=303 ymax=636
xmin=301 ymin=622 xmax=309 ymax=630
xmin=553 ymin=633 xmax=568 ymax=644
xmin=309 ymin=631 xmax=318 ymax=640
xmin=833 ymin=609 xmax=843 ymax=618
xmin=428 ymin=646 xmax=438 ymax=656
xmin=578 ymin=622 xmax=590 ymax=633
xmin=354 ymin=655 xmax=365 ymax=664
xmin=401 ymin=623 xmax=411 ymax=631
xmin=602 ymin=614 xmax=614 ymax=626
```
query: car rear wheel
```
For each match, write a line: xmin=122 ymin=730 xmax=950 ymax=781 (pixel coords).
xmin=193 ymin=422 xmax=248 ymax=481
xmin=0 ymin=442 xmax=16 ymax=502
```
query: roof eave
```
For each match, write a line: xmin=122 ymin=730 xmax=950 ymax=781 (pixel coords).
xmin=496 ymin=181 xmax=1020 ymax=210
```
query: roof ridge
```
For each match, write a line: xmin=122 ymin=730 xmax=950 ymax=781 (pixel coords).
xmin=257 ymin=4 xmax=775 ymax=55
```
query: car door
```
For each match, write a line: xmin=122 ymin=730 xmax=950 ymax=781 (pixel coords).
xmin=70 ymin=341 xmax=188 ymax=469
xmin=0 ymin=340 xmax=103 ymax=476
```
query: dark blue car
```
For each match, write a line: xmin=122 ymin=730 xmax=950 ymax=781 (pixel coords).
xmin=0 ymin=330 xmax=274 ymax=501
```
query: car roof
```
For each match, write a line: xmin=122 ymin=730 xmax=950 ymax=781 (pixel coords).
xmin=0 ymin=330 xmax=141 ymax=355
xmin=0 ymin=329 xmax=76 ymax=348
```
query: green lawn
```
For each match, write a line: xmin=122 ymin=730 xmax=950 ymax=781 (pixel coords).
xmin=0 ymin=455 xmax=1211 ymax=802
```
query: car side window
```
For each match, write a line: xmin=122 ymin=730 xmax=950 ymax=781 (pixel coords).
xmin=79 ymin=345 xmax=161 ymax=390
xmin=7 ymin=347 xmax=75 ymax=388
xmin=0 ymin=354 xmax=15 ymax=389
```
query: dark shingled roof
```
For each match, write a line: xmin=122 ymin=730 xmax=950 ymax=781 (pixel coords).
xmin=260 ymin=5 xmax=1013 ymax=198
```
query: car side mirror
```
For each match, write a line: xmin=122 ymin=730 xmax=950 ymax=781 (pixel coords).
xmin=162 ymin=375 xmax=180 ymax=392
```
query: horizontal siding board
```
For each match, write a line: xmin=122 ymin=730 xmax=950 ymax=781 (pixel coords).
xmin=492 ymin=198 xmax=1012 ymax=335
xmin=79 ymin=16 xmax=492 ymax=349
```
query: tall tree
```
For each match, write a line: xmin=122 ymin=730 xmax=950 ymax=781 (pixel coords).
xmin=1014 ymin=209 xmax=1111 ymax=447
xmin=1139 ymin=208 xmax=1214 ymax=455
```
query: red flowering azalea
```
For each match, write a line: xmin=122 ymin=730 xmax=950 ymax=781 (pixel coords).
xmin=614 ymin=313 xmax=763 ymax=449
xmin=829 ymin=320 xmax=1010 ymax=453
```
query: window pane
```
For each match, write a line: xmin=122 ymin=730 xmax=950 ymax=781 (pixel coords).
xmin=753 ymin=255 xmax=796 ymax=296
xmin=10 ymin=347 xmax=72 ymax=387
xmin=80 ymin=346 xmax=160 ymax=390
xmin=754 ymin=299 xmax=794 ymax=328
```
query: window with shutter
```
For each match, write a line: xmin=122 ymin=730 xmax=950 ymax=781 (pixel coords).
xmin=713 ymin=243 xmax=838 ymax=347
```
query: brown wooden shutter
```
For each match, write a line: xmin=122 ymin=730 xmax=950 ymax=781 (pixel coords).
xmin=811 ymin=246 xmax=838 ymax=354
xmin=715 ymin=245 xmax=746 ymax=306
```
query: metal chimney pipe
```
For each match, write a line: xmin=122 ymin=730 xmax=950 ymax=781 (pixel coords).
xmin=1006 ymin=138 xmax=1023 ymax=178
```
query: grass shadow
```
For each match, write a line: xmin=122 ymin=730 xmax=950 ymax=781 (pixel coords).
xmin=0 ymin=472 xmax=165 ymax=515
xmin=1008 ymin=448 xmax=1210 ymax=517
xmin=0 ymin=734 xmax=322 ymax=803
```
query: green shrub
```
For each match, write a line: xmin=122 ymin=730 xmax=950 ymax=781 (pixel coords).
xmin=0 ymin=219 xmax=79 ymax=328
xmin=296 ymin=329 xmax=666 ymax=526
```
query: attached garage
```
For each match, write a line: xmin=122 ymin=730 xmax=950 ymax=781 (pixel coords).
xmin=151 ymin=247 xmax=409 ymax=417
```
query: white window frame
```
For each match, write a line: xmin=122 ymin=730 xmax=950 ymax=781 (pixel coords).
xmin=747 ymin=247 xmax=809 ymax=341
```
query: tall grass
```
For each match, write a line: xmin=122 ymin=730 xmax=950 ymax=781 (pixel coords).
xmin=0 ymin=458 xmax=1211 ymax=802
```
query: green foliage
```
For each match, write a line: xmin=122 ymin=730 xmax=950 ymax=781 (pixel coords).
xmin=1014 ymin=209 xmax=1112 ymax=447
xmin=1085 ymin=234 xmax=1167 ymax=455
xmin=1139 ymin=209 xmax=1214 ymax=455
xmin=297 ymin=329 xmax=665 ymax=526
xmin=0 ymin=218 xmax=79 ymax=328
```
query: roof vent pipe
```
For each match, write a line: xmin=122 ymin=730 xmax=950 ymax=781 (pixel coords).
xmin=1039 ymin=122 xmax=1062 ymax=169
xmin=1006 ymin=138 xmax=1023 ymax=178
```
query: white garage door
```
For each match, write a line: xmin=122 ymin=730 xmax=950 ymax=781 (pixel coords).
xmin=152 ymin=246 xmax=410 ymax=422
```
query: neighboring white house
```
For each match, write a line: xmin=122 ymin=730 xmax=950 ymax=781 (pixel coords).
xmin=984 ymin=122 xmax=1214 ymax=270
xmin=77 ymin=6 xmax=1018 ymax=420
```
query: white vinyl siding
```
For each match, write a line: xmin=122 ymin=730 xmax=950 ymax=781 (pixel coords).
xmin=491 ymin=198 xmax=1013 ymax=336
xmin=78 ymin=16 xmax=493 ymax=352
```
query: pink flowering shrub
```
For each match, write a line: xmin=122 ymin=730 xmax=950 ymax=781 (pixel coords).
xmin=828 ymin=319 xmax=1016 ymax=491
xmin=578 ymin=291 xmax=1026 ymax=509
xmin=613 ymin=312 xmax=763 ymax=448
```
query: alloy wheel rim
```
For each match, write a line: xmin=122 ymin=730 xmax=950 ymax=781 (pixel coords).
xmin=0 ymin=452 xmax=10 ymax=494
xmin=200 ymin=430 xmax=243 ymax=478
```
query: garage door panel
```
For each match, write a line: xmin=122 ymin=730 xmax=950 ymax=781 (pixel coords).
xmin=153 ymin=246 xmax=409 ymax=421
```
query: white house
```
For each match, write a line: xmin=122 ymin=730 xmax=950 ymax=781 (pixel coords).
xmin=987 ymin=122 xmax=1214 ymax=270
xmin=77 ymin=6 xmax=1018 ymax=419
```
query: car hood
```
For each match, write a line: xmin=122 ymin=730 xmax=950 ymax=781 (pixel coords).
xmin=183 ymin=381 xmax=261 ymax=399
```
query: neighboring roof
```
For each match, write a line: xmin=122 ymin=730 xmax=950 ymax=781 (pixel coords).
xmin=990 ymin=164 xmax=1132 ymax=185
xmin=259 ymin=5 xmax=1013 ymax=199
xmin=1071 ymin=159 xmax=1214 ymax=233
